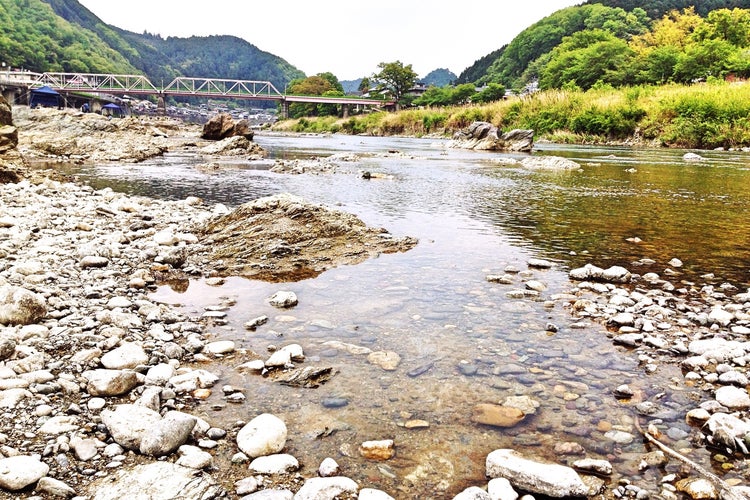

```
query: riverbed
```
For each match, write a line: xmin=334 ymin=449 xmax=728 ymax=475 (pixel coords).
xmin=54 ymin=134 xmax=750 ymax=497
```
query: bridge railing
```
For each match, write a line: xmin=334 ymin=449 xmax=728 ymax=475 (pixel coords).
xmin=163 ymin=77 xmax=282 ymax=99
xmin=31 ymin=72 xmax=160 ymax=94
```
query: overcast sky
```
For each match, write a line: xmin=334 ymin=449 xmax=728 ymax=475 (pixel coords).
xmin=77 ymin=0 xmax=583 ymax=80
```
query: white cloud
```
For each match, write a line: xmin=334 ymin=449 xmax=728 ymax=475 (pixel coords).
xmin=77 ymin=0 xmax=582 ymax=80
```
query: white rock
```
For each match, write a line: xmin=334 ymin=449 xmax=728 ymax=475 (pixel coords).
xmin=318 ymin=457 xmax=340 ymax=477
xmin=0 ymin=388 xmax=32 ymax=408
xmin=236 ymin=413 xmax=287 ymax=458
xmin=175 ymin=445 xmax=213 ymax=469
xmin=101 ymin=342 xmax=149 ymax=370
xmin=571 ymin=458 xmax=612 ymax=476
xmin=168 ymin=369 xmax=220 ymax=393
xmin=708 ymin=307 xmax=734 ymax=327
xmin=0 ymin=285 xmax=47 ymax=326
xmin=71 ymin=435 xmax=100 ymax=461
xmin=38 ymin=415 xmax=79 ymax=435
xmin=83 ymin=369 xmax=139 ymax=396
xmin=683 ymin=152 xmax=705 ymax=161
xmin=293 ymin=476 xmax=359 ymax=500
xmin=453 ymin=486 xmax=492 ymax=499
xmin=204 ymin=340 xmax=235 ymax=356
xmin=145 ymin=363 xmax=175 ymax=386
xmin=89 ymin=462 xmax=221 ymax=500
xmin=486 ymin=449 xmax=588 ymax=498
xmin=139 ymin=411 xmax=197 ymax=457
xmin=249 ymin=453 xmax=299 ymax=474
xmin=488 ymin=477 xmax=519 ymax=500
xmin=268 ymin=291 xmax=298 ymax=308
xmin=0 ymin=455 xmax=50 ymax=491
xmin=107 ymin=296 xmax=133 ymax=309
xmin=101 ymin=404 xmax=162 ymax=451
xmin=36 ymin=476 xmax=76 ymax=498
xmin=359 ymin=489 xmax=396 ymax=500
xmin=715 ymin=386 xmax=750 ymax=410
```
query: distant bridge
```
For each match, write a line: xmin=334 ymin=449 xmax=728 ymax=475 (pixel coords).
xmin=0 ymin=70 xmax=395 ymax=117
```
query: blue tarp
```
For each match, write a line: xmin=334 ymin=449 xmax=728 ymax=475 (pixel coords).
xmin=29 ymin=86 xmax=61 ymax=108
xmin=101 ymin=103 xmax=123 ymax=116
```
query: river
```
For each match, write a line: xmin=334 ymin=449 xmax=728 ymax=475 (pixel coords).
xmin=59 ymin=135 xmax=750 ymax=498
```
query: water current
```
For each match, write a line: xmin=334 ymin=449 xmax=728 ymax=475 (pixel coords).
xmin=58 ymin=135 xmax=750 ymax=498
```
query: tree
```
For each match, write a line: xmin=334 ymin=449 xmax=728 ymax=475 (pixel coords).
xmin=373 ymin=61 xmax=418 ymax=107
xmin=358 ymin=77 xmax=371 ymax=93
xmin=472 ymin=83 xmax=506 ymax=103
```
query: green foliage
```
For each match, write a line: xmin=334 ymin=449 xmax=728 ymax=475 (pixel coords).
xmin=0 ymin=0 xmax=136 ymax=73
xmin=37 ymin=0 xmax=306 ymax=91
xmin=373 ymin=61 xmax=418 ymax=104
xmin=471 ymin=2 xmax=750 ymax=92
xmin=274 ymin=81 xmax=750 ymax=150
xmin=472 ymin=83 xmax=506 ymax=103
xmin=413 ymin=83 xmax=477 ymax=107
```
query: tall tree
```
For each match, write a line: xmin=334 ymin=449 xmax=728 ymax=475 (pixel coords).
xmin=373 ymin=61 xmax=418 ymax=107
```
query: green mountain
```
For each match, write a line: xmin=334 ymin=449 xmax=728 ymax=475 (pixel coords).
xmin=462 ymin=0 xmax=750 ymax=90
xmin=422 ymin=68 xmax=457 ymax=87
xmin=0 ymin=0 xmax=136 ymax=73
xmin=0 ymin=0 xmax=305 ymax=91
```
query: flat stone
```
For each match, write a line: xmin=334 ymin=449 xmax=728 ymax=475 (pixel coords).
xmin=367 ymin=351 xmax=401 ymax=371
xmin=88 ymin=462 xmax=222 ymax=500
xmin=486 ymin=449 xmax=588 ymax=498
xmin=0 ymin=455 xmax=50 ymax=491
xmin=248 ymin=453 xmax=299 ymax=474
xmin=471 ymin=404 xmax=525 ymax=428
xmin=101 ymin=342 xmax=149 ymax=370
xmin=83 ymin=369 xmax=139 ymax=396
xmin=294 ymin=476 xmax=359 ymax=500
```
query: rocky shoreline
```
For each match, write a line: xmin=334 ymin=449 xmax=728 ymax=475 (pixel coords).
xmin=1 ymin=102 xmax=750 ymax=499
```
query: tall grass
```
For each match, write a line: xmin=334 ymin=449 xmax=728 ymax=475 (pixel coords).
xmin=272 ymin=81 xmax=750 ymax=149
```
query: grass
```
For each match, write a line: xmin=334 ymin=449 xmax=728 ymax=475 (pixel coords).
xmin=272 ymin=80 xmax=750 ymax=149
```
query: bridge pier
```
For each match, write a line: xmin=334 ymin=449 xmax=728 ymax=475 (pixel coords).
xmin=157 ymin=94 xmax=166 ymax=116
xmin=280 ymin=100 xmax=289 ymax=119
xmin=342 ymin=104 xmax=349 ymax=119
xmin=1 ymin=87 xmax=21 ymax=105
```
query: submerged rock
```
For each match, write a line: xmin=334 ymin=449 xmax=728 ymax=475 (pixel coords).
xmin=194 ymin=193 xmax=417 ymax=281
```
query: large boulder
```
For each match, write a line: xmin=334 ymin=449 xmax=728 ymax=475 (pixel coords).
xmin=201 ymin=113 xmax=254 ymax=141
xmin=89 ymin=462 xmax=223 ymax=500
xmin=0 ymin=285 xmax=47 ymax=325
xmin=486 ymin=449 xmax=588 ymax=498
xmin=450 ymin=122 xmax=533 ymax=152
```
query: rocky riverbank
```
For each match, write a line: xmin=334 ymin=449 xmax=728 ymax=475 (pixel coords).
xmin=2 ymin=100 xmax=750 ymax=500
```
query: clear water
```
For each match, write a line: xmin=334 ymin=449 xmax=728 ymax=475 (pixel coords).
xmin=60 ymin=135 xmax=750 ymax=497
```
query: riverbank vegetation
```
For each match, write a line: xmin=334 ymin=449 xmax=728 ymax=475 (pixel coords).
xmin=273 ymin=80 xmax=750 ymax=150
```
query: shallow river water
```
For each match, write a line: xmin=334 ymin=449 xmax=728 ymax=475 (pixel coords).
xmin=61 ymin=135 xmax=750 ymax=497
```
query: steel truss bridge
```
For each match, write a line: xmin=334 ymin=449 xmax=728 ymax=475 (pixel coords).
xmin=1 ymin=71 xmax=394 ymax=109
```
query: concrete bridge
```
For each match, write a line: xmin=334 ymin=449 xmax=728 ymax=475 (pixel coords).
xmin=0 ymin=70 xmax=394 ymax=118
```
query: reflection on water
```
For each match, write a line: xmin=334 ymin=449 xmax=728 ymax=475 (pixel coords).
xmin=56 ymin=135 xmax=750 ymax=497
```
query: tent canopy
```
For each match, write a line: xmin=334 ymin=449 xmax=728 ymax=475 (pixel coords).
xmin=102 ymin=103 xmax=121 ymax=110
xmin=29 ymin=86 xmax=61 ymax=108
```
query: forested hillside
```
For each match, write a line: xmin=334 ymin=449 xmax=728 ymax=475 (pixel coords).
xmin=0 ymin=0 xmax=305 ymax=90
xmin=0 ymin=0 xmax=136 ymax=73
xmin=462 ymin=0 xmax=750 ymax=91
